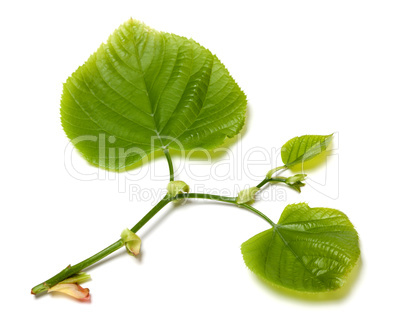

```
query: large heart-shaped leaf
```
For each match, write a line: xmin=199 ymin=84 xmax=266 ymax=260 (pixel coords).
xmin=241 ymin=203 xmax=360 ymax=292
xmin=61 ymin=19 xmax=247 ymax=170
xmin=281 ymin=134 xmax=332 ymax=168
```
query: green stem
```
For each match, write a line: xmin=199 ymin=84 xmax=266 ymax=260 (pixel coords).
xmin=175 ymin=193 xmax=237 ymax=204
xmin=256 ymin=177 xmax=288 ymax=189
xmin=239 ymin=204 xmax=277 ymax=228
xmin=32 ymin=192 xmax=276 ymax=296
xmin=31 ymin=195 xmax=172 ymax=295
xmin=266 ymin=165 xmax=287 ymax=179
xmin=130 ymin=195 xmax=172 ymax=232
xmin=174 ymin=193 xmax=276 ymax=227
xmin=175 ymin=193 xmax=276 ymax=228
xmin=163 ymin=148 xmax=174 ymax=181
xmin=255 ymin=165 xmax=289 ymax=189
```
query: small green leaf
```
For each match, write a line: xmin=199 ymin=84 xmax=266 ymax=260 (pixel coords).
xmin=281 ymin=134 xmax=333 ymax=167
xmin=236 ymin=187 xmax=259 ymax=205
xmin=167 ymin=180 xmax=190 ymax=197
xmin=241 ymin=203 xmax=360 ymax=292
xmin=61 ymin=19 xmax=247 ymax=170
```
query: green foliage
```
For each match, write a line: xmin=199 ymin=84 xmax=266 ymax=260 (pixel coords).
xmin=241 ymin=203 xmax=360 ymax=292
xmin=32 ymin=19 xmax=361 ymax=300
xmin=281 ymin=134 xmax=333 ymax=167
xmin=61 ymin=19 xmax=247 ymax=170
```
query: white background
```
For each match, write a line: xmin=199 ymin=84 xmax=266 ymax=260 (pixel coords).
xmin=1 ymin=0 xmax=401 ymax=331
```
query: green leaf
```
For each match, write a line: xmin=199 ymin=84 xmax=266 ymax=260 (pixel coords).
xmin=281 ymin=134 xmax=333 ymax=167
xmin=61 ymin=19 xmax=247 ymax=170
xmin=241 ymin=203 xmax=360 ymax=292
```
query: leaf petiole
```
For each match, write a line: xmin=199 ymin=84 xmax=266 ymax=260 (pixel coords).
xmin=163 ymin=148 xmax=175 ymax=182
xmin=266 ymin=165 xmax=287 ymax=180
xmin=239 ymin=204 xmax=276 ymax=228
